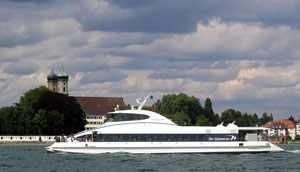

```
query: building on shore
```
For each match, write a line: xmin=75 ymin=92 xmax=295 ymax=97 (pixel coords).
xmin=47 ymin=69 xmax=125 ymax=130
xmin=73 ymin=96 xmax=125 ymax=130
xmin=47 ymin=68 xmax=68 ymax=95
xmin=264 ymin=120 xmax=296 ymax=140
xmin=297 ymin=121 xmax=300 ymax=136
xmin=0 ymin=135 xmax=56 ymax=143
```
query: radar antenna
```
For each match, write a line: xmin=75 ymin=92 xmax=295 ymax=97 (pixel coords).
xmin=136 ymin=92 xmax=152 ymax=110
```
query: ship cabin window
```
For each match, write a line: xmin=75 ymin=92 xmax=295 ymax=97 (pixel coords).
xmin=107 ymin=113 xmax=149 ymax=122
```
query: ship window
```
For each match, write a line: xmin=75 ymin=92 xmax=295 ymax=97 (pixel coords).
xmin=190 ymin=134 xmax=198 ymax=141
xmin=112 ymin=134 xmax=122 ymax=141
xmin=182 ymin=134 xmax=190 ymax=141
xmin=130 ymin=134 xmax=139 ymax=141
xmin=122 ymin=134 xmax=130 ymax=141
xmin=148 ymin=134 xmax=156 ymax=141
xmin=156 ymin=134 xmax=165 ymax=141
xmin=165 ymin=134 xmax=173 ymax=141
xmin=139 ymin=134 xmax=148 ymax=141
xmin=108 ymin=113 xmax=149 ymax=122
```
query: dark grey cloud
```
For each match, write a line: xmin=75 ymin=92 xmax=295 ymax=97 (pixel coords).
xmin=0 ymin=0 xmax=75 ymax=48
xmin=0 ymin=27 xmax=47 ymax=48
xmin=4 ymin=60 xmax=39 ymax=75
xmin=80 ymin=70 xmax=127 ymax=84
xmin=75 ymin=0 xmax=206 ymax=33
xmin=52 ymin=56 xmax=130 ymax=76
xmin=244 ymin=75 xmax=300 ymax=88
xmin=8 ymin=0 xmax=52 ymax=3
xmin=74 ymin=0 xmax=300 ymax=33
xmin=107 ymin=0 xmax=157 ymax=9
xmin=264 ymin=60 xmax=296 ymax=67
xmin=148 ymin=67 xmax=239 ymax=82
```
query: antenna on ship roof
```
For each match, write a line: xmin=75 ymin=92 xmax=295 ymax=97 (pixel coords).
xmin=137 ymin=92 xmax=153 ymax=110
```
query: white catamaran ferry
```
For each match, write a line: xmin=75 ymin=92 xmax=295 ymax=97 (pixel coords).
xmin=46 ymin=93 xmax=283 ymax=154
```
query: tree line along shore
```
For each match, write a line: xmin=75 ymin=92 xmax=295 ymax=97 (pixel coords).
xmin=1 ymin=86 xmax=298 ymax=137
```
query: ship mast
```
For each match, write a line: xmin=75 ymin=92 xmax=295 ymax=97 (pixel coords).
xmin=136 ymin=92 xmax=152 ymax=110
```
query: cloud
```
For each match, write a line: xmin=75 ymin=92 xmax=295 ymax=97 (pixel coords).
xmin=0 ymin=20 xmax=47 ymax=47
xmin=0 ymin=73 xmax=47 ymax=107
xmin=105 ymin=18 xmax=300 ymax=66
xmin=244 ymin=75 xmax=300 ymax=88
xmin=1 ymin=0 xmax=300 ymax=120
xmin=80 ymin=70 xmax=128 ymax=84
xmin=4 ymin=60 xmax=39 ymax=75
xmin=73 ymin=0 xmax=300 ymax=34
xmin=52 ymin=56 xmax=130 ymax=75
xmin=148 ymin=66 xmax=239 ymax=83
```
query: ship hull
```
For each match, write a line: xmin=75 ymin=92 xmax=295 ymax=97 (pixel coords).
xmin=46 ymin=141 xmax=283 ymax=154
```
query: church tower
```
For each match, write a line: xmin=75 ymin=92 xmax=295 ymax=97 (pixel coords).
xmin=57 ymin=68 xmax=68 ymax=95
xmin=47 ymin=68 xmax=68 ymax=95
xmin=47 ymin=69 xmax=58 ymax=92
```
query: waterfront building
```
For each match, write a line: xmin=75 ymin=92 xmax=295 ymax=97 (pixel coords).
xmin=47 ymin=68 xmax=68 ymax=95
xmin=73 ymin=97 xmax=125 ymax=130
xmin=297 ymin=121 xmax=300 ymax=136
xmin=0 ymin=135 xmax=56 ymax=142
xmin=264 ymin=120 xmax=296 ymax=140
xmin=47 ymin=69 xmax=125 ymax=130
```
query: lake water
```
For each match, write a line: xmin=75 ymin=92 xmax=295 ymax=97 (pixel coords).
xmin=0 ymin=144 xmax=299 ymax=172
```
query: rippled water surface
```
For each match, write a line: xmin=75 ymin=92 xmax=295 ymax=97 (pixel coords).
xmin=0 ymin=144 xmax=299 ymax=172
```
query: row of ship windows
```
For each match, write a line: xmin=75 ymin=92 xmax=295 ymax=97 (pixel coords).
xmin=78 ymin=134 xmax=238 ymax=142
xmin=87 ymin=122 xmax=103 ymax=125
xmin=86 ymin=116 xmax=104 ymax=119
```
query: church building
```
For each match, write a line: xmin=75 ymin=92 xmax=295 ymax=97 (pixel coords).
xmin=47 ymin=68 xmax=68 ymax=95
xmin=47 ymin=69 xmax=125 ymax=130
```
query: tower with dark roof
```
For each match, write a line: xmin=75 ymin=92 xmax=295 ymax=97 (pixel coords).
xmin=47 ymin=69 xmax=58 ymax=92
xmin=47 ymin=68 xmax=68 ymax=95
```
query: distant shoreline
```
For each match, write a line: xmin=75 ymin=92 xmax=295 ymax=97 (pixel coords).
xmin=288 ymin=141 xmax=300 ymax=144
xmin=0 ymin=141 xmax=54 ymax=145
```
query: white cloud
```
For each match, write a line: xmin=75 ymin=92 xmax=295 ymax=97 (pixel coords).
xmin=1 ymin=1 xmax=300 ymax=120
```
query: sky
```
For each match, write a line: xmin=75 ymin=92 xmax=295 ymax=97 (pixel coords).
xmin=0 ymin=0 xmax=300 ymax=120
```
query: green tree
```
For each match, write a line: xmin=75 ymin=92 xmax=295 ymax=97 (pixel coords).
xmin=241 ymin=113 xmax=257 ymax=127
xmin=203 ymin=98 xmax=219 ymax=125
xmin=36 ymin=92 xmax=86 ymax=134
xmin=172 ymin=111 xmax=191 ymax=126
xmin=19 ymin=86 xmax=49 ymax=134
xmin=153 ymin=93 xmax=204 ymax=125
xmin=33 ymin=109 xmax=48 ymax=134
xmin=33 ymin=109 xmax=64 ymax=135
xmin=258 ymin=112 xmax=273 ymax=126
xmin=253 ymin=113 xmax=259 ymax=125
xmin=288 ymin=115 xmax=295 ymax=122
xmin=220 ymin=109 xmax=245 ymax=126
xmin=0 ymin=106 xmax=16 ymax=134
xmin=196 ymin=115 xmax=212 ymax=126
xmin=0 ymin=86 xmax=86 ymax=135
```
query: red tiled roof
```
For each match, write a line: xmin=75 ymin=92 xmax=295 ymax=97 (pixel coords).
xmin=72 ymin=96 xmax=125 ymax=116
xmin=264 ymin=120 xmax=295 ymax=128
